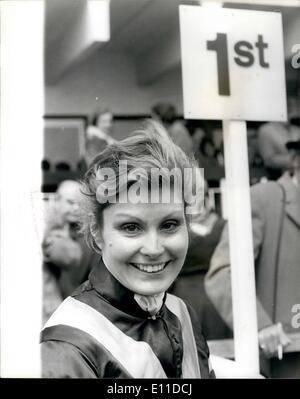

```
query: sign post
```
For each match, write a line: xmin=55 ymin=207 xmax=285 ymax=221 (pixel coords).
xmin=180 ymin=5 xmax=287 ymax=375
xmin=222 ymin=119 xmax=259 ymax=373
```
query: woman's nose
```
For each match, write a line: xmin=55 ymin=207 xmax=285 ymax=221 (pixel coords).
xmin=140 ymin=232 xmax=164 ymax=258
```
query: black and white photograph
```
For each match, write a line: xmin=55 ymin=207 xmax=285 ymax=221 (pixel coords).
xmin=1 ymin=0 xmax=300 ymax=383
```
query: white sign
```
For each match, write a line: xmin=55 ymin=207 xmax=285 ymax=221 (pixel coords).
xmin=179 ymin=6 xmax=287 ymax=121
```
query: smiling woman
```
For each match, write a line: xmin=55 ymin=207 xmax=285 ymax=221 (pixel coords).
xmin=40 ymin=120 xmax=214 ymax=379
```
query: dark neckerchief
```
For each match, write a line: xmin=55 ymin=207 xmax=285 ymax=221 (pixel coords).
xmin=87 ymin=258 xmax=166 ymax=319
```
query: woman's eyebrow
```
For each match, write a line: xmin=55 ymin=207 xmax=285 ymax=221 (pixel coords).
xmin=115 ymin=211 xmax=184 ymax=220
xmin=162 ymin=212 xmax=184 ymax=220
xmin=115 ymin=213 xmax=143 ymax=221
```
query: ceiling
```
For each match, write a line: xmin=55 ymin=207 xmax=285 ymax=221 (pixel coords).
xmin=45 ymin=0 xmax=300 ymax=84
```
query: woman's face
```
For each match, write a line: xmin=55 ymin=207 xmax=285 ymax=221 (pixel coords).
xmin=95 ymin=191 xmax=189 ymax=296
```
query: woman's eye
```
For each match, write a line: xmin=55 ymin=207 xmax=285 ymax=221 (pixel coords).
xmin=120 ymin=224 xmax=141 ymax=234
xmin=161 ymin=220 xmax=180 ymax=232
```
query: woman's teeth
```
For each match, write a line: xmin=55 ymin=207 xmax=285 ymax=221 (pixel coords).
xmin=131 ymin=262 xmax=168 ymax=273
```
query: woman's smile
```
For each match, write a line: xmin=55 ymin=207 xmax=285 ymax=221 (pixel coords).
xmin=129 ymin=260 xmax=171 ymax=274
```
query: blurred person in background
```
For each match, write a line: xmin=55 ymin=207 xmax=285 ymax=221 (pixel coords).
xmin=205 ymin=139 xmax=300 ymax=378
xmin=197 ymin=137 xmax=223 ymax=169
xmin=43 ymin=180 xmax=100 ymax=321
xmin=151 ymin=102 xmax=194 ymax=156
xmin=84 ymin=107 xmax=116 ymax=166
xmin=185 ymin=120 xmax=206 ymax=152
xmin=257 ymin=98 xmax=300 ymax=180
xmin=195 ymin=137 xmax=224 ymax=187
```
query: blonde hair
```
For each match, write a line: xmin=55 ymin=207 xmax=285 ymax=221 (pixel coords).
xmin=80 ymin=120 xmax=201 ymax=253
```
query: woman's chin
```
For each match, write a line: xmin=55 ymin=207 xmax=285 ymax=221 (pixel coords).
xmin=127 ymin=280 xmax=171 ymax=296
